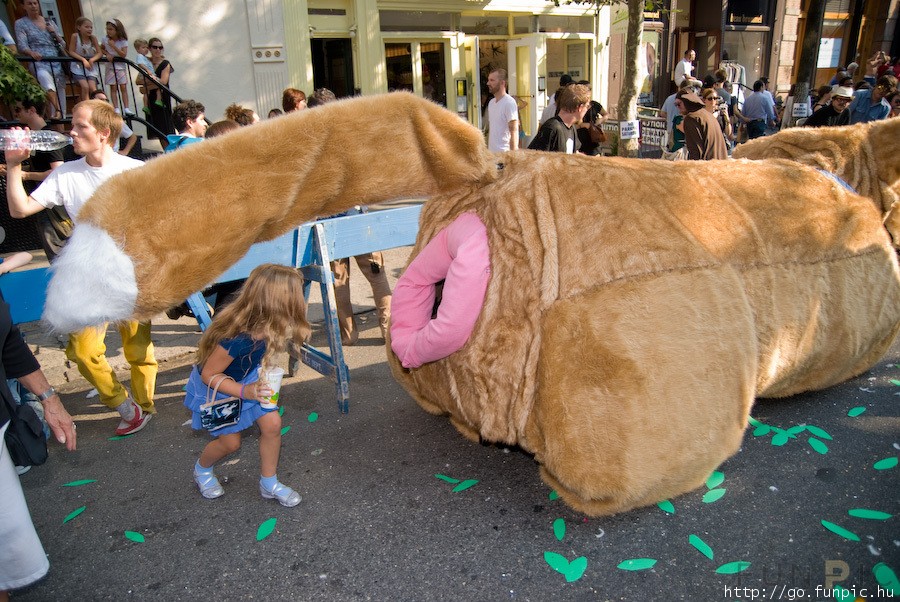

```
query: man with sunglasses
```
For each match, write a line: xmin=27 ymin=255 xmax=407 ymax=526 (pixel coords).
xmin=803 ymin=85 xmax=853 ymax=127
xmin=848 ymin=74 xmax=897 ymax=124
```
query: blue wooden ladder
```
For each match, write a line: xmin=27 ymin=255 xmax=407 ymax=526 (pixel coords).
xmin=185 ymin=205 xmax=422 ymax=413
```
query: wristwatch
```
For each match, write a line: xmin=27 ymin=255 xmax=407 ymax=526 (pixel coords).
xmin=37 ymin=386 xmax=58 ymax=401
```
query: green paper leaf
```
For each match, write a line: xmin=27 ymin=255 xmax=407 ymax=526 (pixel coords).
xmin=108 ymin=434 xmax=134 ymax=441
xmin=452 ymin=479 xmax=478 ymax=492
xmin=804 ymin=425 xmax=832 ymax=440
xmin=553 ymin=518 xmax=566 ymax=541
xmin=689 ymin=534 xmax=714 ymax=560
xmin=848 ymin=508 xmax=892 ymax=520
xmin=833 ymin=585 xmax=855 ymax=601
xmin=771 ymin=432 xmax=790 ymax=446
xmin=549 ymin=490 xmax=559 ymax=501
xmin=716 ymin=561 xmax=751 ymax=575
xmin=308 ymin=412 xmax=318 ymax=423
xmin=748 ymin=416 xmax=764 ymax=427
xmin=544 ymin=551 xmax=569 ymax=573
xmin=434 ymin=474 xmax=460 ymax=484
xmin=820 ymin=520 xmax=860 ymax=542
xmin=544 ymin=552 xmax=588 ymax=582
xmin=847 ymin=406 xmax=866 ymax=417
xmin=278 ymin=406 xmax=284 ymax=417
xmin=787 ymin=425 xmax=806 ymax=436
xmin=657 ymin=500 xmax=675 ymax=514
xmin=703 ymin=488 xmax=727 ymax=503
xmin=808 ymin=437 xmax=829 ymax=454
xmin=565 ymin=556 xmax=588 ymax=582
xmin=752 ymin=425 xmax=771 ymax=436
xmin=874 ymin=457 xmax=898 ymax=470
xmin=890 ymin=379 xmax=900 ymax=386
xmin=617 ymin=558 xmax=657 ymax=571
xmin=706 ymin=471 xmax=725 ymax=489
xmin=63 ymin=506 xmax=86 ymax=524
xmin=62 ymin=479 xmax=96 ymax=487
xmin=280 ymin=426 xmax=291 ymax=436
xmin=256 ymin=517 xmax=277 ymax=541
xmin=873 ymin=562 xmax=899 ymax=595
xmin=124 ymin=531 xmax=145 ymax=543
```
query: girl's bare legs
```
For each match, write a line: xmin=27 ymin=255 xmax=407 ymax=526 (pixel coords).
xmin=198 ymin=432 xmax=241 ymax=468
xmin=257 ymin=411 xmax=282 ymax=477
xmin=46 ymin=89 xmax=62 ymax=118
xmin=118 ymin=83 xmax=130 ymax=112
xmin=108 ymin=84 xmax=119 ymax=110
xmin=76 ymin=79 xmax=90 ymax=103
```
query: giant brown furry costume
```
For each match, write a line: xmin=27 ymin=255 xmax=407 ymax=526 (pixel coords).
xmin=44 ymin=93 xmax=900 ymax=516
xmin=733 ymin=118 xmax=900 ymax=217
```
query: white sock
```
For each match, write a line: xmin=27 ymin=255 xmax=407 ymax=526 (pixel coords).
xmin=116 ymin=400 xmax=135 ymax=421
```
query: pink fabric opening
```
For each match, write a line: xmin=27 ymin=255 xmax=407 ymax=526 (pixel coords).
xmin=390 ymin=212 xmax=491 ymax=368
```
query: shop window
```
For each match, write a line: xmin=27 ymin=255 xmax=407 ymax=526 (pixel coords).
xmin=537 ymin=15 xmax=593 ymax=34
xmin=460 ymin=15 xmax=508 ymax=35
xmin=380 ymin=11 xmax=453 ymax=32
xmin=386 ymin=43 xmax=414 ymax=93
xmin=722 ymin=30 xmax=768 ymax=84
xmin=385 ymin=42 xmax=448 ymax=108
xmin=421 ymin=43 xmax=447 ymax=107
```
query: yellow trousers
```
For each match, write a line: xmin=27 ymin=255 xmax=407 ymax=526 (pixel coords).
xmin=65 ymin=321 xmax=157 ymax=413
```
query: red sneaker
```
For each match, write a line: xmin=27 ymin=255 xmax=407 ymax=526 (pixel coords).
xmin=115 ymin=402 xmax=152 ymax=436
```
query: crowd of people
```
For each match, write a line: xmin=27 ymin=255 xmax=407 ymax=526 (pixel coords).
xmin=485 ymin=46 xmax=899 ymax=161
xmin=1 ymin=5 xmax=177 ymax=142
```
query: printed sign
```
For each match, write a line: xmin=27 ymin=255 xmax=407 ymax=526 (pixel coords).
xmin=791 ymin=102 xmax=810 ymax=118
xmin=619 ymin=120 xmax=640 ymax=140
xmin=639 ymin=117 xmax=667 ymax=148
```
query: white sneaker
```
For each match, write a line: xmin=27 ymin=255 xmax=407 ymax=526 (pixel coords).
xmin=15 ymin=465 xmax=31 ymax=475
xmin=123 ymin=107 xmax=136 ymax=116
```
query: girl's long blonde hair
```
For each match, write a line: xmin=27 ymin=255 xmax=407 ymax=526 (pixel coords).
xmin=197 ymin=264 xmax=311 ymax=369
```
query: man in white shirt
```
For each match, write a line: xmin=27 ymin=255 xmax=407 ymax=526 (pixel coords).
xmin=674 ymin=50 xmax=702 ymax=88
xmin=5 ymin=99 xmax=158 ymax=437
xmin=486 ymin=69 xmax=519 ymax=152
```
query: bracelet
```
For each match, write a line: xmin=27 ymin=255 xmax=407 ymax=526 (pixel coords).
xmin=240 ymin=384 xmax=246 ymax=400
xmin=37 ymin=386 xmax=57 ymax=401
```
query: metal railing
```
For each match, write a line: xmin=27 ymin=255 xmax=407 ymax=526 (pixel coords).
xmin=14 ymin=54 xmax=182 ymax=141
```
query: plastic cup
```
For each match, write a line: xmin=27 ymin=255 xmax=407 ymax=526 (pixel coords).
xmin=258 ymin=366 xmax=284 ymax=410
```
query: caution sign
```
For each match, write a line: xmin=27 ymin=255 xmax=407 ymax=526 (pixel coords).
xmin=639 ymin=117 xmax=667 ymax=149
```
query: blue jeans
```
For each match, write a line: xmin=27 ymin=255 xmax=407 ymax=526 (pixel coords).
xmin=747 ymin=120 xmax=767 ymax=139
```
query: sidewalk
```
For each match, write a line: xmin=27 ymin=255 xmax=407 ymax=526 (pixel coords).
xmin=17 ymin=245 xmax=413 ymax=393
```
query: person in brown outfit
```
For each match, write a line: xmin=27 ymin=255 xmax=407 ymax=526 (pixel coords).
xmin=676 ymin=91 xmax=728 ymax=160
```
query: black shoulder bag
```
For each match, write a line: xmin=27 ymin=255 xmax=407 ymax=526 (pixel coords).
xmin=3 ymin=393 xmax=49 ymax=467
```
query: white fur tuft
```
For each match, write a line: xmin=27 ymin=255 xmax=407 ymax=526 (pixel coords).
xmin=43 ymin=223 xmax=138 ymax=332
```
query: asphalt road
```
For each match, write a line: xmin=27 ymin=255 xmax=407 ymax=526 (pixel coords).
xmin=12 ymin=310 xmax=900 ymax=601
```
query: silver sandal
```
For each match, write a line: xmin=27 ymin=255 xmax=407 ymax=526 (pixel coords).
xmin=194 ymin=470 xmax=224 ymax=499
xmin=259 ymin=481 xmax=301 ymax=507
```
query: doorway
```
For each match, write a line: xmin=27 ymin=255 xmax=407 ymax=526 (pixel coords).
xmin=311 ymin=38 xmax=355 ymax=98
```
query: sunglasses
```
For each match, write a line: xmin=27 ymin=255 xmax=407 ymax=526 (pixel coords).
xmin=150 ymin=45 xmax=164 ymax=49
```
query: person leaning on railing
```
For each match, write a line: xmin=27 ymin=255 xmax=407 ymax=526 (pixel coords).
xmin=14 ymin=0 xmax=67 ymax=120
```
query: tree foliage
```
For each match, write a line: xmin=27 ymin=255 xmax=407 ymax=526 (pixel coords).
xmin=0 ymin=46 xmax=46 ymax=107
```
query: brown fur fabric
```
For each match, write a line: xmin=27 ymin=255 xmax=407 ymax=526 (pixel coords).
xmin=732 ymin=118 xmax=900 ymax=216
xmin=75 ymin=93 xmax=496 ymax=319
xmin=387 ymin=152 xmax=900 ymax=516
xmin=69 ymin=94 xmax=900 ymax=515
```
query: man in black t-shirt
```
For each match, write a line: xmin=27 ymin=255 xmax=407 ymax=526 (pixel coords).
xmin=5 ymin=98 xmax=71 ymax=259
xmin=528 ymin=84 xmax=592 ymax=153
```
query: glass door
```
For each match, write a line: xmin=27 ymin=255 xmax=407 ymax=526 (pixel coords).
xmin=464 ymin=35 xmax=482 ymax=129
xmin=508 ymin=35 xmax=542 ymax=141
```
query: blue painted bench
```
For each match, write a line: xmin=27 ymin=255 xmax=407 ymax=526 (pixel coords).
xmin=0 ymin=205 xmax=423 ymax=413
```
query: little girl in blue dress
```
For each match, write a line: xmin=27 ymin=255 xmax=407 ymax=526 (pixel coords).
xmin=184 ymin=264 xmax=311 ymax=506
